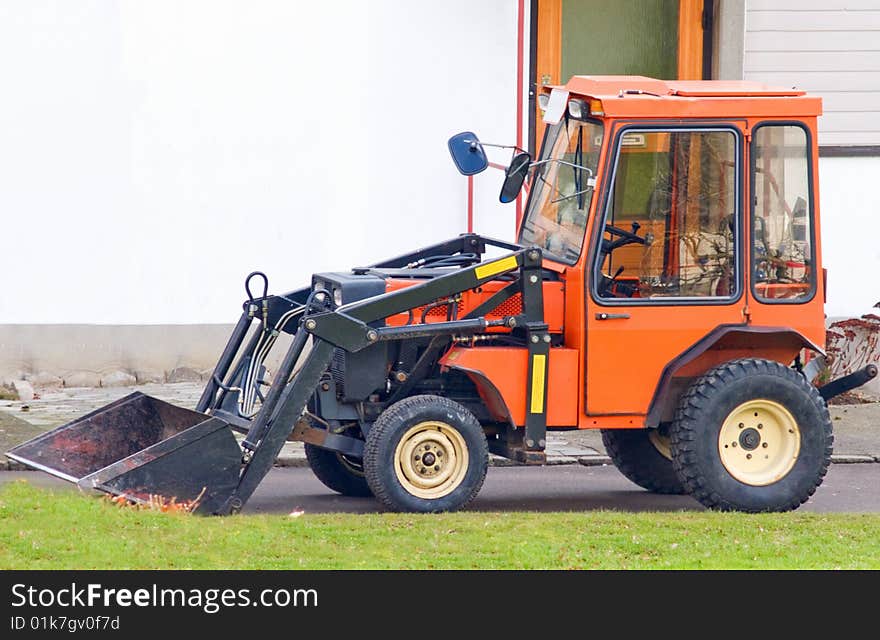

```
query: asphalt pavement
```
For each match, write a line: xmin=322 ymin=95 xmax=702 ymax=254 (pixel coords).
xmin=2 ymin=463 xmax=879 ymax=514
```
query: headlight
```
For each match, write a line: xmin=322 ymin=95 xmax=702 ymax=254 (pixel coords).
xmin=333 ymin=288 xmax=343 ymax=306
xmin=568 ymin=99 xmax=585 ymax=119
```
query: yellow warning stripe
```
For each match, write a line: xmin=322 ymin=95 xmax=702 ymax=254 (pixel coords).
xmin=529 ymin=354 xmax=546 ymax=414
xmin=474 ymin=255 xmax=518 ymax=280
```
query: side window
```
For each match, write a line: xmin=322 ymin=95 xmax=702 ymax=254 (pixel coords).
xmin=752 ymin=125 xmax=814 ymax=302
xmin=596 ymin=129 xmax=738 ymax=300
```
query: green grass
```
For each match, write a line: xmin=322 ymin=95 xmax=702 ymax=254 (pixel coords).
xmin=2 ymin=480 xmax=880 ymax=569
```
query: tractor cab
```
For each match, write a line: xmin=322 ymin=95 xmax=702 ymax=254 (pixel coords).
xmin=453 ymin=76 xmax=830 ymax=419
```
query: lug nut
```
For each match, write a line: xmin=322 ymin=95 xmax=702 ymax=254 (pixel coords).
xmin=434 ymin=466 xmax=440 ymax=472
xmin=757 ymin=423 xmax=763 ymax=429
xmin=762 ymin=442 xmax=768 ymax=448
xmin=739 ymin=423 xmax=744 ymax=429
xmin=414 ymin=455 xmax=421 ymax=461
xmin=747 ymin=454 xmax=752 ymax=459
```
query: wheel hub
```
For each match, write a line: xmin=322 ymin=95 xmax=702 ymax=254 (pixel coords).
xmin=739 ymin=427 xmax=761 ymax=451
xmin=718 ymin=399 xmax=800 ymax=486
xmin=394 ymin=421 xmax=468 ymax=499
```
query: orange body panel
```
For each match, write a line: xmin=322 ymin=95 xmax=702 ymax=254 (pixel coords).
xmin=383 ymin=278 xmax=565 ymax=333
xmin=440 ymin=346 xmax=579 ymax=427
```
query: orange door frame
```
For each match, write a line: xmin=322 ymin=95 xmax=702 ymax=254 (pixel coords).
xmin=533 ymin=0 xmax=708 ymax=121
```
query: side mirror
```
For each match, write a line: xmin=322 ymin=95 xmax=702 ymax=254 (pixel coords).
xmin=448 ymin=132 xmax=489 ymax=176
xmin=499 ymin=152 xmax=532 ymax=203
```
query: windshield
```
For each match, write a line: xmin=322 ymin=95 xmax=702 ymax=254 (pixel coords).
xmin=519 ymin=117 xmax=604 ymax=264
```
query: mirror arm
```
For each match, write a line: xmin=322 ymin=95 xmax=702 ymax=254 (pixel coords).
xmin=466 ymin=140 xmax=528 ymax=155
xmin=529 ymin=158 xmax=593 ymax=176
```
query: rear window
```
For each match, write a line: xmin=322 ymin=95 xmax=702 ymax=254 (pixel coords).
xmin=751 ymin=124 xmax=815 ymax=303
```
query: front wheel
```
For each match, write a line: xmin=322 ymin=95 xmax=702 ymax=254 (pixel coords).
xmin=670 ymin=358 xmax=833 ymax=512
xmin=363 ymin=395 xmax=489 ymax=513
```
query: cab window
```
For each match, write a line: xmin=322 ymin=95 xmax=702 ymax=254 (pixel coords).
xmin=595 ymin=129 xmax=739 ymax=301
xmin=751 ymin=124 xmax=814 ymax=302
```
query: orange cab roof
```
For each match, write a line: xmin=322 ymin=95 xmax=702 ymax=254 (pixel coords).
xmin=548 ymin=76 xmax=822 ymax=118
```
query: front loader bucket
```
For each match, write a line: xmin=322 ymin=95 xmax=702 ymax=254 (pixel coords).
xmin=5 ymin=392 xmax=243 ymax=514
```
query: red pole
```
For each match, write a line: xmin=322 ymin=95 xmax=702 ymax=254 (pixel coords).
xmin=467 ymin=175 xmax=474 ymax=233
xmin=514 ymin=0 xmax=525 ymax=233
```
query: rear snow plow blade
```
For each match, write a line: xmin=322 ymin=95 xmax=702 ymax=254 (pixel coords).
xmin=5 ymin=392 xmax=242 ymax=514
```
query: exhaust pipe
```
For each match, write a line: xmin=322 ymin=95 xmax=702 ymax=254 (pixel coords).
xmin=818 ymin=364 xmax=878 ymax=401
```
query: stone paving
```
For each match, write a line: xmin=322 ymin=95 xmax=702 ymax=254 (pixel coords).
xmin=3 ymin=383 xmax=878 ymax=471
xmin=0 ymin=383 xmax=605 ymax=469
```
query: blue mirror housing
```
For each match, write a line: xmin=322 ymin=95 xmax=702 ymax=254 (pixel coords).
xmin=448 ymin=132 xmax=489 ymax=176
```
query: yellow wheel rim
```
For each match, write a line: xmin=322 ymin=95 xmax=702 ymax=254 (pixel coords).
xmin=394 ymin=421 xmax=468 ymax=499
xmin=718 ymin=399 xmax=800 ymax=486
xmin=648 ymin=430 xmax=673 ymax=461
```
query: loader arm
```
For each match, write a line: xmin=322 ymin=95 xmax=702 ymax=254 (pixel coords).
xmin=7 ymin=235 xmax=552 ymax=515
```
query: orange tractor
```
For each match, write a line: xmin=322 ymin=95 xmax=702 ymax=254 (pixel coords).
xmin=9 ymin=76 xmax=876 ymax=513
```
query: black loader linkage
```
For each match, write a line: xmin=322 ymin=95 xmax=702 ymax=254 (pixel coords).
xmin=8 ymin=234 xmax=549 ymax=514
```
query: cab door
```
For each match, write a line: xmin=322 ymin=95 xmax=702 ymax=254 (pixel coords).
xmin=585 ymin=124 xmax=746 ymax=416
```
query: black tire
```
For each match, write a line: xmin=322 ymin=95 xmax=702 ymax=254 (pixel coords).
xmin=363 ymin=395 xmax=489 ymax=513
xmin=304 ymin=443 xmax=373 ymax=497
xmin=670 ymin=358 xmax=833 ymax=512
xmin=601 ymin=428 xmax=686 ymax=494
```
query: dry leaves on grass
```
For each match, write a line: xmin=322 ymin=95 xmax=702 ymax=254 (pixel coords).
xmin=106 ymin=487 xmax=206 ymax=514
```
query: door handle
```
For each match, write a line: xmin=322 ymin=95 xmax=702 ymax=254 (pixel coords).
xmin=595 ymin=312 xmax=631 ymax=320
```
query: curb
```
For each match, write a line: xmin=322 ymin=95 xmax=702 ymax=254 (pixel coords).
xmin=3 ymin=454 xmax=880 ymax=472
xmin=830 ymin=454 xmax=877 ymax=464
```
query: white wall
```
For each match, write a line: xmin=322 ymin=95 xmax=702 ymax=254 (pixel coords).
xmin=743 ymin=0 xmax=880 ymax=318
xmin=819 ymin=156 xmax=880 ymax=318
xmin=745 ymin=0 xmax=880 ymax=146
xmin=0 ymin=1 xmax=522 ymax=324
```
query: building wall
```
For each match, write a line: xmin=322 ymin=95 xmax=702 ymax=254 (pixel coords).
xmin=819 ymin=156 xmax=880 ymax=318
xmin=743 ymin=0 xmax=880 ymax=318
xmin=0 ymin=1 xmax=524 ymax=326
xmin=744 ymin=0 xmax=880 ymax=146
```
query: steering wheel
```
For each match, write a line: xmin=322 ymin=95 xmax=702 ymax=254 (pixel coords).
xmin=605 ymin=222 xmax=649 ymax=246
xmin=601 ymin=222 xmax=652 ymax=259
xmin=597 ymin=222 xmax=652 ymax=298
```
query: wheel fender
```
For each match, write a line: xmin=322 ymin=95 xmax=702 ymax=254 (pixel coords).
xmin=646 ymin=324 xmax=824 ymax=428
xmin=439 ymin=349 xmax=515 ymax=429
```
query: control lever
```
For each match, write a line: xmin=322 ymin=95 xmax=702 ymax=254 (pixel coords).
xmin=608 ymin=265 xmax=625 ymax=291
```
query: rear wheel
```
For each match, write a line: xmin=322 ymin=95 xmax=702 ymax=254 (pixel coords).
xmin=670 ymin=358 xmax=832 ymax=512
xmin=601 ymin=427 xmax=686 ymax=494
xmin=363 ymin=395 xmax=488 ymax=513
xmin=304 ymin=443 xmax=373 ymax=497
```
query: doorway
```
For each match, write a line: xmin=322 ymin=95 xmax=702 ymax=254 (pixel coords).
xmin=531 ymin=0 xmax=711 ymax=153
